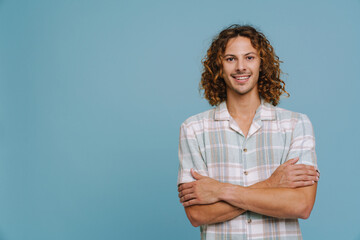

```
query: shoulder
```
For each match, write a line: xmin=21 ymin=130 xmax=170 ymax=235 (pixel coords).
xmin=178 ymin=108 xmax=216 ymax=140
xmin=272 ymin=105 xmax=313 ymax=132
xmin=274 ymin=105 xmax=300 ymax=119
xmin=180 ymin=107 xmax=216 ymax=129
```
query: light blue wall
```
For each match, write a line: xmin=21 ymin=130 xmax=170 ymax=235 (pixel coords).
xmin=0 ymin=0 xmax=359 ymax=239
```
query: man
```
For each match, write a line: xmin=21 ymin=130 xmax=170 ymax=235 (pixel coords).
xmin=177 ymin=25 xmax=319 ymax=240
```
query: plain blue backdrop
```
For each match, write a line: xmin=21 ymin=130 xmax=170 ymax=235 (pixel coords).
xmin=1 ymin=0 xmax=359 ymax=239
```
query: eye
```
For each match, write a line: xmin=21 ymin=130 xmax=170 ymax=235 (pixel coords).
xmin=246 ymin=56 xmax=255 ymax=60
xmin=226 ymin=57 xmax=235 ymax=62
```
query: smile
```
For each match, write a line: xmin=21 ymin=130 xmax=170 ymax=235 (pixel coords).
xmin=235 ymin=76 xmax=250 ymax=80
xmin=232 ymin=75 xmax=251 ymax=82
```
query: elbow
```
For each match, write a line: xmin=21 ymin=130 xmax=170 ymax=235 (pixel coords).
xmin=185 ymin=207 xmax=205 ymax=227
xmin=297 ymin=200 xmax=314 ymax=219
xmin=190 ymin=219 xmax=201 ymax=228
xmin=299 ymin=212 xmax=311 ymax=220
xmin=298 ymin=206 xmax=312 ymax=219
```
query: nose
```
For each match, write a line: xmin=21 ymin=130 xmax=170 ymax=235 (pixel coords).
xmin=235 ymin=59 xmax=246 ymax=72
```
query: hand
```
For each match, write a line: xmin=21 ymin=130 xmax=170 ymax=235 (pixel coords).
xmin=178 ymin=169 xmax=223 ymax=207
xmin=266 ymin=157 xmax=319 ymax=188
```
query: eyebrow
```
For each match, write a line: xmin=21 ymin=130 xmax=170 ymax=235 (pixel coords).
xmin=223 ymin=52 xmax=258 ymax=57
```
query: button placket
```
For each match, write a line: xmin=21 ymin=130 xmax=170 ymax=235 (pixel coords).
xmin=242 ymin=141 xmax=248 ymax=181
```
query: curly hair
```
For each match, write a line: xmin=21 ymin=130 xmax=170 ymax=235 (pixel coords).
xmin=200 ymin=24 xmax=289 ymax=106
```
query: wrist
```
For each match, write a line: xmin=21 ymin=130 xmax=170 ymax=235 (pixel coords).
xmin=219 ymin=184 xmax=249 ymax=210
xmin=219 ymin=183 xmax=242 ymax=203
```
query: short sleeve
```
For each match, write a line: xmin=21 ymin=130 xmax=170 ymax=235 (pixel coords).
xmin=177 ymin=122 xmax=208 ymax=186
xmin=286 ymin=114 xmax=318 ymax=169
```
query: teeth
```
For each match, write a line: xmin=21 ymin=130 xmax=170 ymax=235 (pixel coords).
xmin=235 ymin=76 xmax=250 ymax=80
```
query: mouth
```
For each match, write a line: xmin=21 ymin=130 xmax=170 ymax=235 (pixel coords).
xmin=232 ymin=74 xmax=251 ymax=83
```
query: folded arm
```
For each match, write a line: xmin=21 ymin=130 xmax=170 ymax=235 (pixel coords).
xmin=181 ymin=179 xmax=269 ymax=227
xmin=178 ymin=114 xmax=318 ymax=226
xmin=179 ymin=158 xmax=319 ymax=226
xmin=220 ymin=182 xmax=317 ymax=219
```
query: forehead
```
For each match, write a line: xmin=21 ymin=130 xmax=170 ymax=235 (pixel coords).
xmin=224 ymin=36 xmax=258 ymax=54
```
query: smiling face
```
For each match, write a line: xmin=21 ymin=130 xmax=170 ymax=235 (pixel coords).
xmin=221 ymin=36 xmax=261 ymax=99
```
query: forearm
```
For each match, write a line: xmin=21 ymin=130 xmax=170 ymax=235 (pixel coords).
xmin=183 ymin=179 xmax=271 ymax=226
xmin=180 ymin=159 xmax=319 ymax=224
xmin=185 ymin=202 xmax=244 ymax=227
xmin=220 ymin=183 xmax=317 ymax=219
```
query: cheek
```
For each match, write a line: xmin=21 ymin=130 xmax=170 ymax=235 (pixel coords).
xmin=256 ymin=61 xmax=261 ymax=72
xmin=222 ymin=63 xmax=233 ymax=74
xmin=224 ymin=68 xmax=231 ymax=76
xmin=251 ymin=63 xmax=261 ymax=75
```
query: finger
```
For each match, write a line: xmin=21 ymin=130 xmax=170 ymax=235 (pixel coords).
xmin=178 ymin=182 xmax=194 ymax=192
xmin=191 ymin=169 xmax=205 ymax=180
xmin=292 ymin=180 xmax=315 ymax=188
xmin=290 ymin=165 xmax=319 ymax=178
xmin=182 ymin=199 xmax=200 ymax=207
xmin=291 ymin=164 xmax=316 ymax=171
xmin=284 ymin=157 xmax=299 ymax=165
xmin=292 ymin=169 xmax=318 ymax=177
xmin=291 ymin=174 xmax=319 ymax=182
xmin=178 ymin=188 xmax=194 ymax=198
xmin=180 ymin=193 xmax=197 ymax=203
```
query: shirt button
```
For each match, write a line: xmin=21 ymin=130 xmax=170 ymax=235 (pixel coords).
xmin=244 ymin=171 xmax=248 ymax=175
xmin=243 ymin=148 xmax=247 ymax=152
xmin=247 ymin=219 xmax=252 ymax=223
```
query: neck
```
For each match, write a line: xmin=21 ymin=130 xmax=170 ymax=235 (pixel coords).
xmin=225 ymin=90 xmax=261 ymax=118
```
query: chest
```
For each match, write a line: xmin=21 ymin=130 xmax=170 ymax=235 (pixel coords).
xmin=200 ymin=120 xmax=291 ymax=186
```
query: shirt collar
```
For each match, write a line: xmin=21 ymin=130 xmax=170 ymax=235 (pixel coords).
xmin=214 ymin=98 xmax=277 ymax=121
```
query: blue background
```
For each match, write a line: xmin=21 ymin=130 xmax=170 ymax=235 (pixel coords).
xmin=1 ymin=0 xmax=359 ymax=239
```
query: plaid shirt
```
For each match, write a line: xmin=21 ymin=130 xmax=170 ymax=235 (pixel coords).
xmin=177 ymin=99 xmax=317 ymax=240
